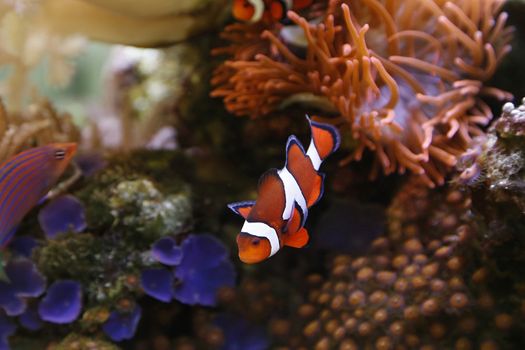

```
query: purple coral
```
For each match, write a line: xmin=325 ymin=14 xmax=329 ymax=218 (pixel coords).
xmin=38 ymin=195 xmax=87 ymax=239
xmin=74 ymin=152 xmax=107 ymax=177
xmin=8 ymin=237 xmax=38 ymax=258
xmin=151 ymin=237 xmax=183 ymax=266
xmin=0 ymin=312 xmax=15 ymax=350
xmin=140 ymin=268 xmax=174 ymax=302
xmin=102 ymin=305 xmax=142 ymax=342
xmin=0 ymin=259 xmax=45 ymax=316
xmin=214 ymin=313 xmax=268 ymax=350
xmin=0 ymin=284 xmax=25 ymax=317
xmin=19 ymin=306 xmax=43 ymax=331
xmin=173 ymin=234 xmax=236 ymax=306
xmin=5 ymin=259 xmax=46 ymax=298
xmin=38 ymin=280 xmax=82 ymax=324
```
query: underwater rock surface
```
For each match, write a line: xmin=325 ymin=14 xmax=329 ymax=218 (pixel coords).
xmin=0 ymin=150 xmax=239 ymax=348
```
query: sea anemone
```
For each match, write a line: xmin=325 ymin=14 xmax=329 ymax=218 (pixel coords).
xmin=212 ymin=0 xmax=513 ymax=186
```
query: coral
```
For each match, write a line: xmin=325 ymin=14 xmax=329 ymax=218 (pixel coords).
xmin=0 ymin=312 xmax=15 ymax=350
xmin=452 ymin=98 xmax=525 ymax=290
xmin=456 ymin=98 xmax=525 ymax=212
xmin=102 ymin=304 xmax=142 ymax=342
xmin=140 ymin=268 xmax=174 ymax=303
xmin=212 ymin=0 xmax=512 ymax=186
xmin=0 ymin=150 xmax=241 ymax=348
xmin=108 ymin=179 xmax=191 ymax=241
xmin=52 ymin=333 xmax=119 ymax=350
xmin=0 ymin=258 xmax=46 ymax=316
xmin=280 ymin=178 xmax=525 ymax=349
xmin=172 ymin=234 xmax=236 ymax=306
xmin=151 ymin=237 xmax=183 ymax=266
xmin=38 ymin=280 xmax=83 ymax=324
xmin=0 ymin=99 xmax=79 ymax=163
xmin=19 ymin=306 xmax=43 ymax=331
xmin=38 ymin=195 xmax=87 ymax=239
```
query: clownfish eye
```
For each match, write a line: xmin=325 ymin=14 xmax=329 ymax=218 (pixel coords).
xmin=251 ymin=237 xmax=260 ymax=246
xmin=54 ymin=149 xmax=66 ymax=160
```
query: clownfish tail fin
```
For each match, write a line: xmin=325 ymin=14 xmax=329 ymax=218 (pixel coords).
xmin=306 ymin=115 xmax=340 ymax=168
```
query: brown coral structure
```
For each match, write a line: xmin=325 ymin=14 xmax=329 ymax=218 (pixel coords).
xmin=282 ymin=178 xmax=525 ymax=349
xmin=212 ymin=0 xmax=513 ymax=186
xmin=0 ymin=98 xmax=80 ymax=162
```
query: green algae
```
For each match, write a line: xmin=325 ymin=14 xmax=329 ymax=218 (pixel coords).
xmin=34 ymin=150 xmax=194 ymax=308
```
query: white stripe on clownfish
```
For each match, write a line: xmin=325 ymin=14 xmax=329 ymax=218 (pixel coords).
xmin=248 ymin=0 xmax=265 ymax=22
xmin=284 ymin=0 xmax=293 ymax=10
xmin=278 ymin=165 xmax=308 ymax=222
xmin=306 ymin=138 xmax=322 ymax=171
xmin=241 ymin=220 xmax=280 ymax=256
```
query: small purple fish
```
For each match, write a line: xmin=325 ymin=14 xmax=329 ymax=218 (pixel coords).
xmin=0 ymin=143 xmax=77 ymax=247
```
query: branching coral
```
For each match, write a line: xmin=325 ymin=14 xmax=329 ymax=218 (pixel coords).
xmin=0 ymin=99 xmax=79 ymax=163
xmin=212 ymin=0 xmax=513 ymax=186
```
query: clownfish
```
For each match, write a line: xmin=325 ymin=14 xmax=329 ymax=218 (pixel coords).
xmin=232 ymin=0 xmax=313 ymax=23
xmin=0 ymin=143 xmax=77 ymax=247
xmin=228 ymin=116 xmax=340 ymax=263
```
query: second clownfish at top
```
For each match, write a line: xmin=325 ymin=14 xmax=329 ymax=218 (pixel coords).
xmin=233 ymin=0 xmax=313 ymax=23
xmin=228 ymin=116 xmax=340 ymax=263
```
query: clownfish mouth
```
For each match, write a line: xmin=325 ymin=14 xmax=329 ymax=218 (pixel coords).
xmin=236 ymin=232 xmax=271 ymax=264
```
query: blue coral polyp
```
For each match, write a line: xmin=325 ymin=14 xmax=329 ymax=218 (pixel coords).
xmin=38 ymin=280 xmax=82 ymax=324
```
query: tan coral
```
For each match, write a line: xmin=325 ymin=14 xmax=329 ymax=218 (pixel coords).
xmin=0 ymin=98 xmax=80 ymax=162
xmin=212 ymin=0 xmax=513 ymax=186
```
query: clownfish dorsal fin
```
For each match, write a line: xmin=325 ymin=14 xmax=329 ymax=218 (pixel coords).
xmin=283 ymin=226 xmax=309 ymax=248
xmin=228 ymin=201 xmax=255 ymax=219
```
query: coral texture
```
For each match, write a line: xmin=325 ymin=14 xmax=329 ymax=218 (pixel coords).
xmin=281 ymin=178 xmax=524 ymax=349
xmin=0 ymin=99 xmax=79 ymax=163
xmin=456 ymin=97 xmax=525 ymax=212
xmin=212 ymin=0 xmax=512 ymax=186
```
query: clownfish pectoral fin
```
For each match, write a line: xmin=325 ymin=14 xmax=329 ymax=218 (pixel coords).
xmin=283 ymin=227 xmax=309 ymax=248
xmin=285 ymin=203 xmax=304 ymax=234
xmin=307 ymin=115 xmax=341 ymax=161
xmin=228 ymin=201 xmax=255 ymax=219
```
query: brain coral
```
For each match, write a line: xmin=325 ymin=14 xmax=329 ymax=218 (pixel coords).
xmin=212 ymin=0 xmax=512 ymax=186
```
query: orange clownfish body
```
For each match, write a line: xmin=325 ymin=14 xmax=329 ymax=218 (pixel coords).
xmin=232 ymin=0 xmax=313 ymax=23
xmin=228 ymin=116 xmax=340 ymax=264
